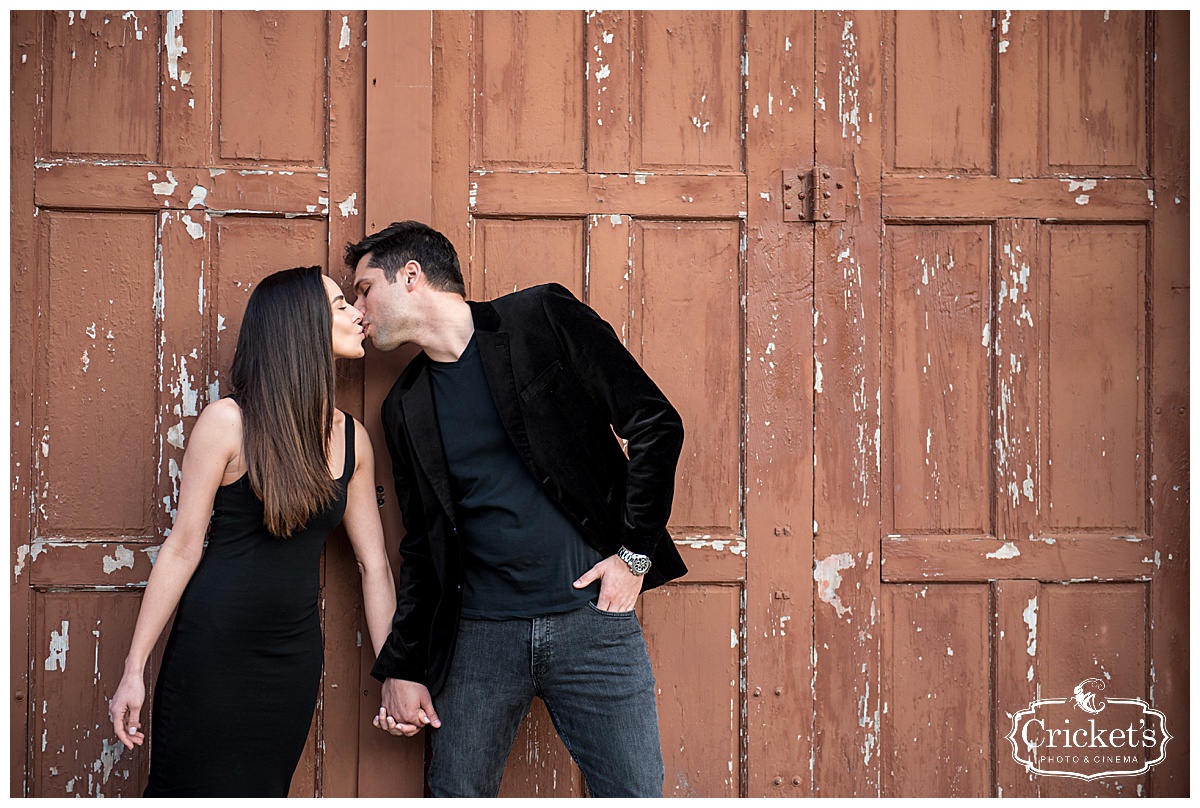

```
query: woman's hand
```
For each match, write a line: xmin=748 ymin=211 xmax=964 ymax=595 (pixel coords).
xmin=109 ymin=671 xmax=147 ymax=750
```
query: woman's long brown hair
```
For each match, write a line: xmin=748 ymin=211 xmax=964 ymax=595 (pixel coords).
xmin=228 ymin=266 xmax=337 ymax=536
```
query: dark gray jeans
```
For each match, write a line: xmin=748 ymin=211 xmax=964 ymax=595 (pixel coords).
xmin=426 ymin=601 xmax=665 ymax=797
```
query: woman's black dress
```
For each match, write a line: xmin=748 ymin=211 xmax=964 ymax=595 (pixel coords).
xmin=144 ymin=415 xmax=354 ymax=797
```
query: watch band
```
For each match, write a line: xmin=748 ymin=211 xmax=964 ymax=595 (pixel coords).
xmin=616 ymin=546 xmax=652 ymax=576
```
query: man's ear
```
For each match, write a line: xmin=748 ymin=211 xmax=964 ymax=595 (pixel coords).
xmin=403 ymin=259 xmax=421 ymax=288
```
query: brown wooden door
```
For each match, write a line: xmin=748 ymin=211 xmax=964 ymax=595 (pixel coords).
xmin=362 ymin=9 xmax=820 ymax=798
xmin=810 ymin=10 xmax=1188 ymax=797
xmin=10 ymin=10 xmax=369 ymax=796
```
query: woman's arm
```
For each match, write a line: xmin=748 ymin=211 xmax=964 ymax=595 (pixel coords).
xmin=342 ymin=417 xmax=398 ymax=658
xmin=107 ymin=399 xmax=241 ymax=750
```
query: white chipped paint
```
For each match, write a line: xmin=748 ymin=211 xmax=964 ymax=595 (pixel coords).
xmin=603 ymin=30 xmax=614 ymax=44
xmin=1063 ymin=178 xmax=1097 ymax=193
xmin=81 ymin=348 xmax=91 ymax=373
xmin=102 ymin=545 xmax=135 ymax=575
xmin=217 ymin=314 xmax=226 ymax=332
xmin=981 ymin=321 xmax=990 ymax=348
xmin=673 ymin=537 xmax=746 ymax=557
xmin=187 ymin=184 xmax=207 ymax=209
xmin=986 ymin=541 xmax=1021 ymax=560
xmin=122 ymin=11 xmax=144 ymax=40
xmin=176 ymin=355 xmax=199 ymax=416
xmin=814 ymin=357 xmax=823 ymax=392
xmin=166 ymin=421 xmax=185 ymax=450
xmin=634 ymin=172 xmax=649 ymax=185
xmin=339 ymin=16 xmax=351 ymax=49
xmin=691 ymin=116 xmax=711 ymax=133
xmin=337 ymin=192 xmax=359 ymax=218
xmin=998 ymin=40 xmax=1009 ymax=53
xmin=1023 ymin=596 xmax=1038 ymax=665
xmin=785 ymin=36 xmax=792 ymax=51
xmin=814 ymin=552 xmax=855 ymax=617
xmin=45 ymin=620 xmax=69 ymax=671
xmin=609 ymin=214 xmax=622 ymax=226
xmin=731 ymin=629 xmax=739 ymax=648
xmin=182 ymin=214 xmax=204 ymax=241
xmin=41 ymin=425 xmax=50 ymax=458
xmin=596 ymin=63 xmax=610 ymax=80
xmin=209 ymin=168 xmax=225 ymax=178
xmin=759 ymin=192 xmax=771 ymax=201
xmin=165 ymin=10 xmax=187 ymax=82
xmin=1075 ymin=194 xmax=1090 ymax=205
xmin=152 ymin=170 xmax=178 ymax=197
xmin=98 ymin=738 xmax=123 ymax=785
xmin=838 ymin=19 xmax=861 ymax=142
xmin=752 ymin=104 xmax=759 ymax=119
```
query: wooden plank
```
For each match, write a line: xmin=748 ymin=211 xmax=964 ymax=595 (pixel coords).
xmin=366 ymin=11 xmax=431 ymax=231
xmin=585 ymin=212 xmax=632 ymax=335
xmin=11 ymin=11 xmax=40 ymax=796
xmin=881 ymin=536 xmax=1157 ymax=582
xmin=882 ymin=224 xmax=991 ymax=536
xmin=320 ymin=9 xmax=369 ymax=798
xmin=880 ymin=584 xmax=990 ymax=797
xmin=474 ymin=11 xmax=583 ymax=171
xmin=214 ymin=11 xmax=327 ymax=167
xmin=631 ymin=11 xmax=742 ymax=172
xmin=358 ymin=9 xmax=431 ymax=798
xmin=812 ymin=10 xmax=883 ymax=796
xmin=470 ymin=171 xmax=747 ymax=219
xmin=38 ymin=211 xmax=160 ymax=539
xmin=1038 ymin=583 xmax=1148 ymax=797
xmin=25 ymin=543 xmax=157 ymax=589
xmin=160 ymin=10 xmax=211 ymax=168
xmin=1041 ymin=225 xmax=1145 ymax=533
xmin=1148 ymin=10 xmax=1189 ymax=797
xmin=475 ymin=219 xmax=584 ymax=300
xmin=30 ymin=592 xmax=149 ymax=796
xmin=882 ymin=177 xmax=1155 ymax=221
xmin=431 ymin=11 xmax=472 ymax=296
xmin=995 ymin=11 xmax=1043 ymax=177
xmin=671 ymin=537 xmax=746 ymax=584
xmin=642 ymin=584 xmax=742 ymax=797
xmin=156 ymin=207 xmax=208 ymax=542
xmin=743 ymin=9 xmax=816 ymax=797
xmin=636 ymin=221 xmax=741 ymax=532
xmin=993 ymin=220 xmax=1039 ymax=544
xmin=585 ymin=11 xmax=631 ymax=173
xmin=1045 ymin=11 xmax=1147 ymax=176
xmin=993 ymin=580 xmax=1040 ymax=798
xmin=33 ymin=164 xmax=330 ymax=215
xmin=886 ymin=11 xmax=993 ymax=173
xmin=43 ymin=10 xmax=160 ymax=162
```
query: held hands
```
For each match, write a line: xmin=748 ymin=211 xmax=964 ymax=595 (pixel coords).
xmin=108 ymin=672 xmax=147 ymax=751
xmin=374 ymin=678 xmax=441 ymax=737
xmin=573 ymin=553 xmax=642 ymax=612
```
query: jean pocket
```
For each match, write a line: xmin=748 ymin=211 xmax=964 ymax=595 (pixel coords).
xmin=587 ymin=600 xmax=637 ymax=618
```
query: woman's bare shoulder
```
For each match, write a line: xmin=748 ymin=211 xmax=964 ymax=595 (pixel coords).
xmin=190 ymin=398 xmax=243 ymax=452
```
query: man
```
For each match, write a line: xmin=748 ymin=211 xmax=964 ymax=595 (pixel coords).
xmin=346 ymin=221 xmax=686 ymax=797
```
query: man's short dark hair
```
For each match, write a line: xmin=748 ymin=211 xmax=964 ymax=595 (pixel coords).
xmin=344 ymin=221 xmax=465 ymax=296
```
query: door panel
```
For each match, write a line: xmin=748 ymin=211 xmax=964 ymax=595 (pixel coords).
xmin=11 ymin=10 xmax=368 ymax=797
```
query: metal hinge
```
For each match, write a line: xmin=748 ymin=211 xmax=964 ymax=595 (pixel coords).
xmin=781 ymin=166 xmax=847 ymax=222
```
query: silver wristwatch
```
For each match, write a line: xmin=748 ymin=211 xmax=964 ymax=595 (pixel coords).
xmin=616 ymin=546 xmax=652 ymax=576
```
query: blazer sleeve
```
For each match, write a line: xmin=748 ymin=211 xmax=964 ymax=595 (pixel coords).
xmin=370 ymin=402 xmax=437 ymax=685
xmin=539 ymin=283 xmax=684 ymax=558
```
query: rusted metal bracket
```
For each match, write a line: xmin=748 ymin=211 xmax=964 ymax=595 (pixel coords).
xmin=782 ymin=166 xmax=847 ymax=222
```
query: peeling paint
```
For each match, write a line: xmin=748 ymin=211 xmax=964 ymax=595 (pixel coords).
xmin=165 ymin=11 xmax=187 ymax=82
xmin=338 ymin=192 xmax=359 ymax=218
xmin=152 ymin=170 xmax=178 ymax=197
xmin=102 ymin=545 xmax=135 ymax=575
xmin=187 ymin=185 xmax=207 ymax=209
xmin=986 ymin=541 xmax=1021 ymax=560
xmin=182 ymin=214 xmax=204 ymax=241
xmin=45 ymin=620 xmax=69 ymax=672
xmin=339 ymin=15 xmax=351 ymax=49
xmin=814 ymin=552 xmax=855 ymax=617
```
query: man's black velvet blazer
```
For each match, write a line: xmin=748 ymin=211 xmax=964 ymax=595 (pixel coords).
xmin=370 ymin=283 xmax=687 ymax=695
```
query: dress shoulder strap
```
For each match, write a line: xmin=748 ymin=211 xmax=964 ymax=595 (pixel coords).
xmin=340 ymin=411 xmax=356 ymax=483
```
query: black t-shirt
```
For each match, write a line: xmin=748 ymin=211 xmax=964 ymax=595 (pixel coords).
xmin=428 ymin=334 xmax=602 ymax=619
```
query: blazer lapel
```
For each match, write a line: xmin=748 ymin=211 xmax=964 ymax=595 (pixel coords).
xmin=400 ymin=365 xmax=457 ymax=524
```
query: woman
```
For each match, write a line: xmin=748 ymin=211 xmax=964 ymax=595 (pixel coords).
xmin=108 ymin=266 xmax=397 ymax=797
